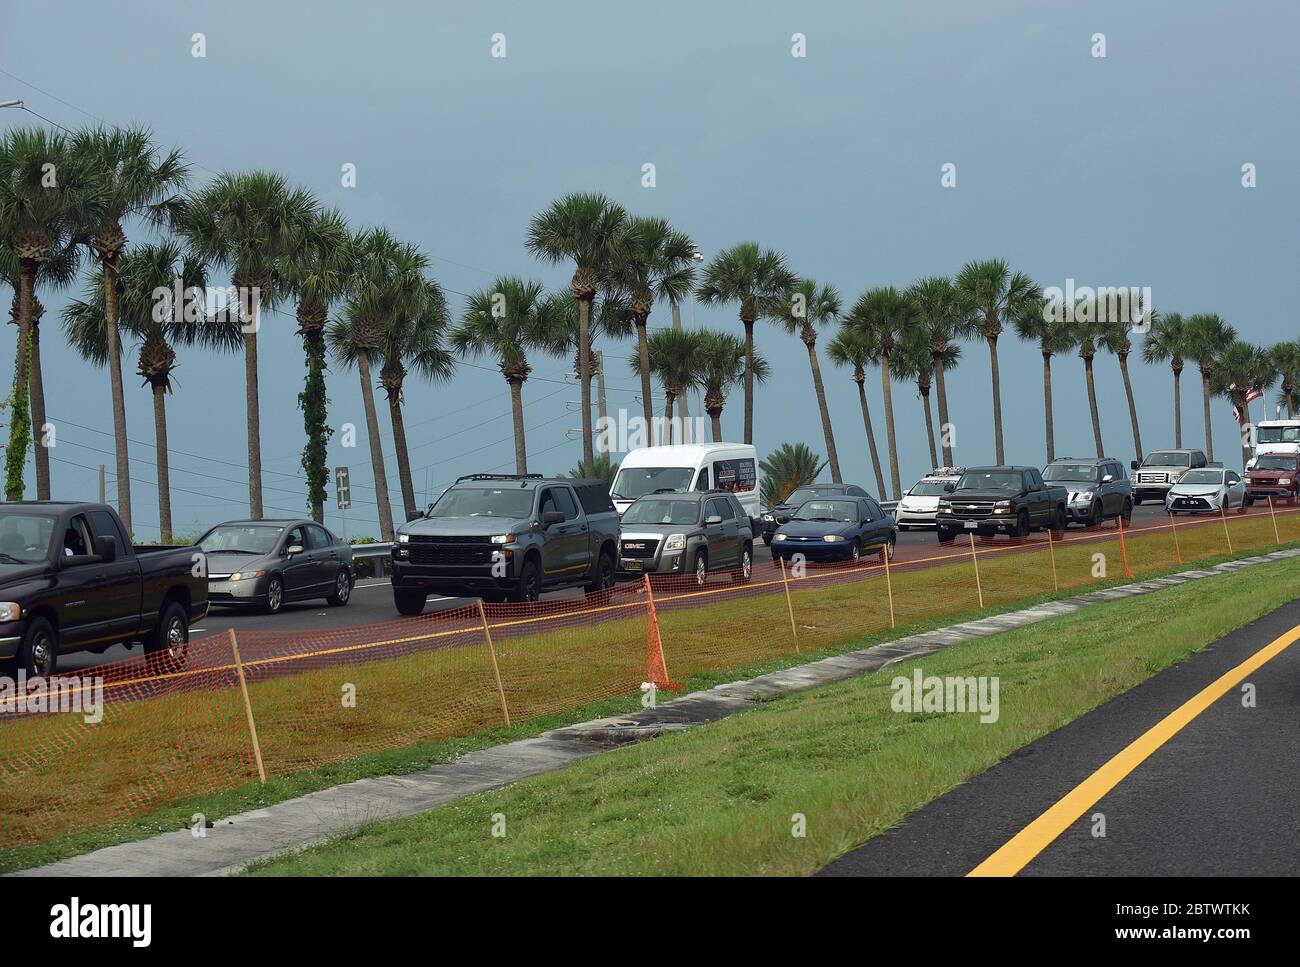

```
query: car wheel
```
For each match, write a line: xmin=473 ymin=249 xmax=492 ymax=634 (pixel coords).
xmin=849 ymin=538 xmax=862 ymax=563
xmin=1121 ymin=498 xmax=1133 ymax=524
xmin=937 ymin=529 xmax=955 ymax=545
xmin=393 ymin=590 xmax=427 ymax=615
xmin=693 ymin=549 xmax=708 ymax=587
xmin=762 ymin=534 xmax=772 ymax=546
xmin=327 ymin=568 xmax=352 ymax=606
xmin=878 ymin=534 xmax=896 ymax=564
xmin=145 ymin=599 xmax=189 ymax=672
xmin=513 ymin=557 xmax=542 ymax=603
xmin=585 ymin=550 xmax=616 ymax=594
xmin=1133 ymin=495 xmax=1143 ymax=506
xmin=1051 ymin=508 xmax=1066 ymax=538
xmin=731 ymin=545 xmax=753 ymax=584
xmin=18 ymin=616 xmax=57 ymax=678
xmin=1238 ymin=493 xmax=1251 ymax=514
xmin=262 ymin=575 xmax=284 ymax=615
xmin=1014 ymin=511 xmax=1030 ymax=540
xmin=1086 ymin=499 xmax=1102 ymax=528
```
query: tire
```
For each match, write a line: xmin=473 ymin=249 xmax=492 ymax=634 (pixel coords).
xmin=1050 ymin=508 xmax=1066 ymax=539
xmin=1238 ymin=493 xmax=1251 ymax=515
xmin=262 ymin=574 xmax=284 ymax=615
xmin=879 ymin=534 xmax=896 ymax=564
xmin=512 ymin=557 xmax=542 ymax=603
xmin=584 ymin=550 xmax=616 ymax=594
xmin=937 ymin=529 xmax=956 ymax=545
xmin=1085 ymin=499 xmax=1102 ymax=528
xmin=692 ymin=549 xmax=708 ymax=587
xmin=326 ymin=567 xmax=352 ymax=606
xmin=762 ymin=534 xmax=772 ymax=546
xmin=1133 ymin=495 xmax=1143 ymax=507
xmin=393 ymin=590 xmax=427 ymax=615
xmin=1121 ymin=498 xmax=1133 ymax=524
xmin=145 ymin=599 xmax=189 ymax=672
xmin=1013 ymin=511 xmax=1030 ymax=540
xmin=731 ymin=545 xmax=753 ymax=584
xmin=18 ymin=616 xmax=57 ymax=678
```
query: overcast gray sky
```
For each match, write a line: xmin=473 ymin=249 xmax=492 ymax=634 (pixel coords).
xmin=3 ymin=0 xmax=1297 ymax=539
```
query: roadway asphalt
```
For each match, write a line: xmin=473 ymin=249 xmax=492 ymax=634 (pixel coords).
xmin=51 ymin=501 xmax=1232 ymax=674
xmin=817 ymin=596 xmax=1300 ymax=877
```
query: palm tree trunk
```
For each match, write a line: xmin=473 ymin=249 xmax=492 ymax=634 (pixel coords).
xmin=988 ymin=334 xmax=1005 ymax=465
xmin=243 ymin=329 xmax=263 ymax=519
xmin=509 ymin=378 xmax=528 ymax=474
xmin=578 ymin=297 xmax=594 ymax=476
xmin=356 ymin=353 xmax=394 ymax=540
xmin=1172 ymin=366 xmax=1183 ymax=448
xmin=933 ymin=353 xmax=953 ymax=466
xmin=855 ymin=374 xmax=887 ymax=497
xmin=1042 ymin=351 xmax=1055 ymax=464
xmin=1118 ymin=355 xmax=1143 ymax=461
xmin=102 ymin=259 xmax=133 ymax=531
xmin=743 ymin=318 xmax=755 ymax=445
xmin=1084 ymin=357 xmax=1104 ymax=458
xmin=880 ymin=351 xmax=901 ymax=500
xmin=28 ymin=308 xmax=49 ymax=499
xmin=664 ymin=391 xmax=675 ymax=444
xmin=151 ymin=380 xmax=173 ymax=543
xmin=5 ymin=265 xmax=35 ymax=501
xmin=805 ymin=340 xmax=841 ymax=483
xmin=387 ymin=387 xmax=417 ymax=521
xmin=710 ymin=410 xmax=723 ymax=443
xmin=302 ymin=336 xmax=328 ymax=524
xmin=1201 ymin=369 xmax=1214 ymax=462
xmin=635 ymin=319 xmax=654 ymax=430
xmin=920 ymin=384 xmax=938 ymax=468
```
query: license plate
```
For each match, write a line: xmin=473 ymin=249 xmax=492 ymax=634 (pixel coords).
xmin=622 ymin=559 xmax=642 ymax=570
xmin=964 ymin=521 xmax=978 ymax=529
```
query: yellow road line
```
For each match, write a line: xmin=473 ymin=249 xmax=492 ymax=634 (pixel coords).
xmin=967 ymin=622 xmax=1300 ymax=877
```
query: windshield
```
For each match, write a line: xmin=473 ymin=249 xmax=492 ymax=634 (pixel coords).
xmin=0 ymin=512 xmax=56 ymax=565
xmin=1143 ymin=451 xmax=1191 ymax=467
xmin=1044 ymin=463 xmax=1100 ymax=483
xmin=198 ymin=523 xmax=285 ymax=554
xmin=955 ymin=471 xmax=1023 ymax=493
xmin=1179 ymin=469 xmax=1224 ymax=485
xmin=430 ymin=487 xmax=534 ymax=519
xmin=1252 ymin=456 xmax=1296 ymax=471
xmin=1257 ymin=425 xmax=1300 ymax=444
xmin=611 ymin=467 xmax=695 ymax=500
xmin=784 ymin=486 xmax=842 ymax=505
xmin=908 ymin=480 xmax=951 ymax=496
xmin=792 ymin=499 xmax=859 ymax=523
xmin=622 ymin=499 xmax=700 ymax=526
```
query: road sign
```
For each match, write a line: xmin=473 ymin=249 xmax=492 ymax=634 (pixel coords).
xmin=335 ymin=466 xmax=351 ymax=510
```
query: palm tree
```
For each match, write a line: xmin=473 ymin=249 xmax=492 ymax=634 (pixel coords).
xmin=1072 ymin=299 xmax=1109 ymax=458
xmin=567 ymin=454 xmax=615 ymax=485
xmin=0 ymin=127 xmax=101 ymax=501
xmin=179 ymin=170 xmax=316 ymax=519
xmin=771 ymin=279 xmax=844 ymax=482
xmin=695 ymin=330 xmax=767 ymax=443
xmin=525 ymin=192 xmax=627 ymax=476
xmin=892 ymin=328 xmax=960 ymax=470
xmin=825 ymin=327 xmax=887 ymax=497
xmin=1013 ymin=297 xmax=1076 ymax=463
xmin=1269 ymin=341 xmax=1300 ymax=419
xmin=907 ymin=275 xmax=970 ymax=467
xmin=1100 ymin=314 xmax=1152 ymax=461
xmin=954 ymin=259 xmax=1040 ymax=464
xmin=759 ymin=443 xmax=826 ymax=508
xmin=1211 ymin=341 xmax=1275 ymax=468
xmin=281 ymin=208 xmax=353 ymax=522
xmin=628 ymin=328 xmax=710 ymax=443
xmin=451 ymin=277 xmax=567 ymax=474
xmin=695 ymin=242 xmax=797 ymax=445
xmin=1141 ymin=311 xmax=1189 ymax=447
xmin=70 ymin=126 xmax=187 ymax=527
xmin=63 ymin=241 xmax=242 ymax=541
xmin=608 ymin=216 xmax=696 ymax=427
xmin=1183 ymin=313 xmax=1238 ymax=462
xmin=846 ymin=286 xmax=918 ymax=499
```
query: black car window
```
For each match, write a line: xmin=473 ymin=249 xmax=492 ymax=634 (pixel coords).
xmin=538 ymin=489 xmax=559 ymax=517
xmin=306 ymin=524 xmax=333 ymax=549
xmin=86 ymin=510 xmax=126 ymax=549
xmin=695 ymin=467 xmax=710 ymax=491
xmin=865 ymin=498 xmax=884 ymax=520
xmin=714 ymin=497 xmax=734 ymax=520
xmin=729 ymin=496 xmax=747 ymax=520
xmin=63 ymin=516 xmax=93 ymax=557
xmin=285 ymin=526 xmax=307 ymax=550
xmin=703 ymin=498 xmax=723 ymax=521
xmin=552 ymin=486 xmax=580 ymax=520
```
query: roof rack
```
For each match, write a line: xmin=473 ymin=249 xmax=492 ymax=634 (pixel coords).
xmin=455 ymin=473 xmax=544 ymax=483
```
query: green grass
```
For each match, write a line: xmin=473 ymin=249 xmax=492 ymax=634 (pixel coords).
xmin=242 ymin=552 xmax=1300 ymax=877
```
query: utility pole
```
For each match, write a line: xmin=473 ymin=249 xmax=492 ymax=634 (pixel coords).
xmin=98 ymin=465 xmax=106 ymax=503
xmin=671 ymin=303 xmax=692 ymax=423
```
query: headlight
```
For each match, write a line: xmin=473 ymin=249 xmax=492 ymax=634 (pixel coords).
xmin=397 ymin=533 xmax=410 ymax=543
xmin=0 ymin=602 xmax=20 ymax=622
xmin=1281 ymin=478 xmax=1292 ymax=486
xmin=938 ymin=500 xmax=952 ymax=512
xmin=773 ymin=534 xmax=788 ymax=542
xmin=664 ymin=533 xmax=687 ymax=551
xmin=1077 ymin=491 xmax=1093 ymax=501
xmin=993 ymin=500 xmax=1011 ymax=514
xmin=823 ymin=535 xmax=845 ymax=542
xmin=230 ymin=570 xmax=266 ymax=582
xmin=489 ymin=534 xmax=512 ymax=544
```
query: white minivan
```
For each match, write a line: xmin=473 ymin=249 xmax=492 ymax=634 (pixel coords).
xmin=610 ymin=444 xmax=760 ymax=522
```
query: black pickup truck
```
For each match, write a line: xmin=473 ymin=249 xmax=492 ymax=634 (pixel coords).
xmin=935 ymin=466 xmax=1068 ymax=543
xmin=0 ymin=501 xmax=208 ymax=676
xmin=390 ymin=474 xmax=622 ymax=612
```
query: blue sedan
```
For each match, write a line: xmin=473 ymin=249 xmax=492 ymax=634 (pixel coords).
xmin=771 ymin=496 xmax=897 ymax=563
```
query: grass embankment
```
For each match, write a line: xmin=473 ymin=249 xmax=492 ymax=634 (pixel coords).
xmin=1 ymin=507 xmax=1294 ymax=871
xmin=244 ymin=551 xmax=1300 ymax=876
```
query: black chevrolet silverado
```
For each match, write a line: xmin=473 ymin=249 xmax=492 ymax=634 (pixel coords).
xmin=935 ymin=466 xmax=1067 ymax=543
xmin=390 ymin=474 xmax=622 ymax=612
xmin=0 ymin=501 xmax=208 ymax=676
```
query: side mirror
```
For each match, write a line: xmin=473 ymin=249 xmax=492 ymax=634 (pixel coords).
xmin=1102 ymin=474 xmax=1113 ymax=483
xmin=705 ymin=514 xmax=723 ymax=525
xmin=286 ymin=543 xmax=304 ymax=557
xmin=95 ymin=535 xmax=118 ymax=563
xmin=542 ymin=511 xmax=565 ymax=527
xmin=1130 ymin=460 xmax=1139 ymax=471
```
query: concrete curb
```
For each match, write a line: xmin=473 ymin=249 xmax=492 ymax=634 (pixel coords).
xmin=15 ymin=547 xmax=1300 ymax=877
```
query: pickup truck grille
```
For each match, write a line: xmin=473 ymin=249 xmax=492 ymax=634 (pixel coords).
xmin=1137 ymin=472 xmax=1167 ymax=484
xmin=619 ymin=538 xmax=659 ymax=559
xmin=948 ymin=501 xmax=997 ymax=519
xmin=406 ymin=535 xmax=495 ymax=566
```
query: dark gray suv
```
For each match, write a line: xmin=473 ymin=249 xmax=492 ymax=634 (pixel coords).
xmin=617 ymin=491 xmax=754 ymax=586
xmin=1042 ymin=457 xmax=1133 ymax=527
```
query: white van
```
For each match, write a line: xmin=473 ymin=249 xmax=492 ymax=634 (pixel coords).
xmin=610 ymin=444 xmax=760 ymax=522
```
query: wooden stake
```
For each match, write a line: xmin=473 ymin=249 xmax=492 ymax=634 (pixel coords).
xmin=1169 ymin=510 xmax=1183 ymax=564
xmin=478 ymin=599 xmax=510 ymax=726
xmin=1267 ymin=496 xmax=1281 ymax=544
xmin=882 ymin=540 xmax=896 ymax=628
xmin=779 ymin=556 xmax=800 ymax=652
xmin=1219 ymin=502 xmax=1233 ymax=554
xmin=1047 ymin=526 xmax=1059 ymax=592
xmin=968 ymin=533 xmax=984 ymax=609
xmin=229 ymin=630 xmax=266 ymax=785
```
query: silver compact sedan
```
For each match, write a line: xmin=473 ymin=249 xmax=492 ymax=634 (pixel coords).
xmin=1164 ymin=467 xmax=1249 ymax=515
xmin=198 ymin=519 xmax=355 ymax=614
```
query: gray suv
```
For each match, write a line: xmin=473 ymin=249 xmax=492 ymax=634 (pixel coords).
xmin=1042 ymin=457 xmax=1133 ymax=527
xmin=617 ymin=491 xmax=754 ymax=586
